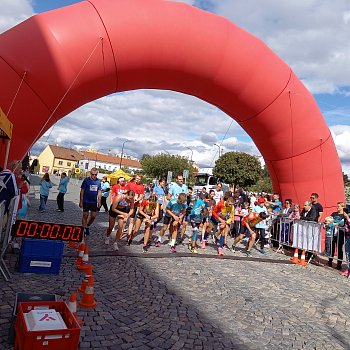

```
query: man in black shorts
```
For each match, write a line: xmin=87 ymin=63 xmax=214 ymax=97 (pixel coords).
xmin=79 ymin=167 xmax=101 ymax=236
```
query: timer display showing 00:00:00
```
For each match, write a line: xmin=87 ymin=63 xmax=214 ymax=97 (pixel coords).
xmin=14 ymin=221 xmax=82 ymax=241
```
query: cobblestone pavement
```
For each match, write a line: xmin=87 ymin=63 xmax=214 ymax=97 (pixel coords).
xmin=1 ymin=175 xmax=350 ymax=349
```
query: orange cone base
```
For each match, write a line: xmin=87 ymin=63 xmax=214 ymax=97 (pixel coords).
xmin=298 ymin=260 xmax=307 ymax=267
xmin=78 ymin=300 xmax=97 ymax=309
xmin=290 ymin=257 xmax=299 ymax=264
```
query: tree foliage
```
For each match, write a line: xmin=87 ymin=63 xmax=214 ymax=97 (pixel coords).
xmin=140 ymin=153 xmax=194 ymax=181
xmin=213 ymin=151 xmax=262 ymax=190
xmin=247 ymin=165 xmax=273 ymax=193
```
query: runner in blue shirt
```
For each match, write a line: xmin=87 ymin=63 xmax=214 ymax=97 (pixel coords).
xmin=167 ymin=174 xmax=188 ymax=200
xmin=156 ymin=193 xmax=187 ymax=252
xmin=79 ymin=167 xmax=101 ymax=236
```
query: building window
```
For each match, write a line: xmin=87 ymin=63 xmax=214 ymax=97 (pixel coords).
xmin=85 ymin=163 xmax=88 ymax=170
xmin=67 ymin=162 xmax=71 ymax=166
xmin=58 ymin=161 xmax=63 ymax=165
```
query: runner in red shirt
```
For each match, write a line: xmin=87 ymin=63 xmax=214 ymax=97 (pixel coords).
xmin=110 ymin=177 xmax=127 ymax=203
xmin=231 ymin=211 xmax=267 ymax=257
xmin=125 ymin=174 xmax=145 ymax=242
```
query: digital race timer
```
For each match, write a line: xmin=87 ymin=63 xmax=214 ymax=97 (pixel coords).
xmin=12 ymin=220 xmax=84 ymax=242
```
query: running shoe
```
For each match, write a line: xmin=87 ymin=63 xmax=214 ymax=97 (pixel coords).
xmin=201 ymin=240 xmax=206 ymax=249
xmin=231 ymin=244 xmax=236 ymax=252
xmin=142 ymin=245 xmax=149 ymax=253
xmin=170 ymin=246 xmax=176 ymax=253
xmin=217 ymin=247 xmax=224 ymax=255
xmin=190 ymin=247 xmax=198 ymax=254
xmin=104 ymin=236 xmax=110 ymax=245
xmin=264 ymin=233 xmax=272 ymax=239
xmin=127 ymin=239 xmax=133 ymax=246
xmin=155 ymin=241 xmax=161 ymax=247
xmin=259 ymin=249 xmax=268 ymax=254
xmin=84 ymin=227 xmax=90 ymax=236
xmin=246 ymin=250 xmax=252 ymax=258
xmin=113 ymin=242 xmax=119 ymax=251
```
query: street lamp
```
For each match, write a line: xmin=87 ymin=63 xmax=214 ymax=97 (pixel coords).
xmin=185 ymin=146 xmax=193 ymax=164
xmin=119 ymin=140 xmax=131 ymax=169
xmin=214 ymin=143 xmax=221 ymax=157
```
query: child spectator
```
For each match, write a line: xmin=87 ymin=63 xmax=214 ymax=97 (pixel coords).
xmin=322 ymin=216 xmax=335 ymax=257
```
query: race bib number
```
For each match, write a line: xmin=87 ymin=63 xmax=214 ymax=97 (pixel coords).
xmin=90 ymin=185 xmax=98 ymax=192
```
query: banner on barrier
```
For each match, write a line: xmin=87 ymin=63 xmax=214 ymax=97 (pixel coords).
xmin=292 ymin=220 xmax=322 ymax=253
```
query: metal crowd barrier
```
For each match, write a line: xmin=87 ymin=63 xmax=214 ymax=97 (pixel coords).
xmin=272 ymin=217 xmax=348 ymax=266
xmin=0 ymin=197 xmax=16 ymax=281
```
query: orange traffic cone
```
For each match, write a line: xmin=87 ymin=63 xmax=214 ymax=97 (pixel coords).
xmin=67 ymin=292 xmax=84 ymax=326
xmin=78 ymin=276 xmax=97 ymax=309
xmin=78 ymin=265 xmax=93 ymax=294
xmin=77 ymin=246 xmax=90 ymax=271
xmin=298 ymin=250 xmax=307 ymax=266
xmin=290 ymin=248 xmax=299 ymax=264
xmin=75 ymin=243 xmax=85 ymax=266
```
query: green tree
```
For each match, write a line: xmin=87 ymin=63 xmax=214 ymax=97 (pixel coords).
xmin=140 ymin=153 xmax=194 ymax=181
xmin=213 ymin=151 xmax=262 ymax=190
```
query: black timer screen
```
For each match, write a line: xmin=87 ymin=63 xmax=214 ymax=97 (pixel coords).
xmin=12 ymin=220 xmax=84 ymax=242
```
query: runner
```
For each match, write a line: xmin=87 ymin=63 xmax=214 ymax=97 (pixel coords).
xmin=231 ymin=211 xmax=268 ymax=257
xmin=211 ymin=196 xmax=235 ymax=255
xmin=105 ymin=190 xmax=135 ymax=251
xmin=125 ymin=174 xmax=145 ymax=242
xmin=161 ymin=193 xmax=187 ymax=252
xmin=79 ymin=167 xmax=101 ymax=236
xmin=152 ymin=178 xmax=167 ymax=231
xmin=110 ymin=177 xmax=127 ymax=203
xmin=130 ymin=194 xmax=159 ymax=252
xmin=168 ymin=174 xmax=188 ymax=200
xmin=179 ymin=187 xmax=197 ymax=244
xmin=157 ymin=175 xmax=188 ymax=244
xmin=188 ymin=194 xmax=208 ymax=253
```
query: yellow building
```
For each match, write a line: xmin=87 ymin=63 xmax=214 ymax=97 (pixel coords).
xmin=37 ymin=145 xmax=83 ymax=175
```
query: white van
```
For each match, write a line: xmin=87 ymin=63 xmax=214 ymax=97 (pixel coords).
xmin=193 ymin=173 xmax=229 ymax=195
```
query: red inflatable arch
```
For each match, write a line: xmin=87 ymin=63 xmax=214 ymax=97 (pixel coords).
xmin=0 ymin=0 xmax=344 ymax=212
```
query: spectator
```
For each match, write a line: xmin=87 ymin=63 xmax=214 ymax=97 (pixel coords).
xmin=56 ymin=172 xmax=69 ymax=212
xmin=253 ymin=197 xmax=269 ymax=254
xmin=99 ymin=176 xmax=110 ymax=212
xmin=310 ymin=193 xmax=323 ymax=222
xmin=39 ymin=173 xmax=53 ymax=213
xmin=289 ymin=204 xmax=300 ymax=221
xmin=329 ymin=202 xmax=347 ymax=271
xmin=300 ymin=201 xmax=318 ymax=222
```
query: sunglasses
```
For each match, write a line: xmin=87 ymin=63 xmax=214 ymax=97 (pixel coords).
xmin=91 ymin=173 xmax=98 ymax=176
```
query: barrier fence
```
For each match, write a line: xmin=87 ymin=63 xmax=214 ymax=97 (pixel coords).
xmin=0 ymin=197 xmax=16 ymax=280
xmin=272 ymin=217 xmax=348 ymax=267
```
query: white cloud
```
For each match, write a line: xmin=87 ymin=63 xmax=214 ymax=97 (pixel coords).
xmin=0 ymin=0 xmax=34 ymax=33
xmin=33 ymin=90 xmax=254 ymax=168
xmin=214 ymin=0 xmax=350 ymax=94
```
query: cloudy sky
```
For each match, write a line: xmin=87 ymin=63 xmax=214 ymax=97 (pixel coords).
xmin=1 ymin=0 xmax=350 ymax=171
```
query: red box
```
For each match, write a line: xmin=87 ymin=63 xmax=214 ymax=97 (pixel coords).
xmin=14 ymin=301 xmax=81 ymax=350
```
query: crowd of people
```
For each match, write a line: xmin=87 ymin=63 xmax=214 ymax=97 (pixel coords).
xmin=0 ymin=163 xmax=349 ymax=278
xmin=77 ymin=168 xmax=350 ymax=277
